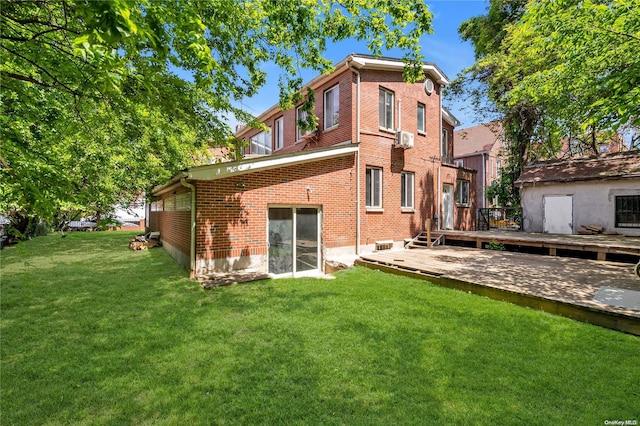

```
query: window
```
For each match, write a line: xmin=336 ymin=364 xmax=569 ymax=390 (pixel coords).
xmin=456 ymin=179 xmax=470 ymax=206
xmin=164 ymin=195 xmax=175 ymax=212
xmin=615 ymin=195 xmax=640 ymax=228
xmin=379 ymin=87 xmax=394 ymax=130
xmin=324 ymin=85 xmax=339 ymax=129
xmin=296 ymin=106 xmax=313 ymax=141
xmin=274 ymin=117 xmax=284 ymax=150
xmin=366 ymin=167 xmax=382 ymax=209
xmin=417 ymin=103 xmax=425 ymax=133
xmin=401 ymin=172 xmax=414 ymax=209
xmin=249 ymin=128 xmax=272 ymax=155
xmin=441 ymin=128 xmax=450 ymax=163
xmin=176 ymin=193 xmax=191 ymax=211
xmin=454 ymin=159 xmax=464 ymax=167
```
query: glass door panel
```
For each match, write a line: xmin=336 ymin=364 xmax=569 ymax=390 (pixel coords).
xmin=268 ymin=208 xmax=293 ymax=274
xmin=295 ymin=208 xmax=318 ymax=272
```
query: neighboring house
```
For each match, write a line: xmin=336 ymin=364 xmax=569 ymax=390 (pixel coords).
xmin=453 ymin=122 xmax=504 ymax=209
xmin=149 ymin=54 xmax=476 ymax=277
xmin=112 ymin=201 xmax=146 ymax=230
xmin=515 ymin=151 xmax=640 ymax=236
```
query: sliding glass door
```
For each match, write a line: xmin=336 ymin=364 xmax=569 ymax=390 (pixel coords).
xmin=268 ymin=207 xmax=320 ymax=275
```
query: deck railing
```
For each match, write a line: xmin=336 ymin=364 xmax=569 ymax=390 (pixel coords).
xmin=477 ymin=207 xmax=522 ymax=231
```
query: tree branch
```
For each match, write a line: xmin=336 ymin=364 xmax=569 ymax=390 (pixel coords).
xmin=1 ymin=70 xmax=54 ymax=87
xmin=1 ymin=44 xmax=81 ymax=96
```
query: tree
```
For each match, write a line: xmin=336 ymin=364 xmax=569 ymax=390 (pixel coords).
xmin=450 ymin=0 xmax=531 ymax=207
xmin=1 ymin=0 xmax=434 ymax=236
xmin=451 ymin=0 xmax=640 ymax=207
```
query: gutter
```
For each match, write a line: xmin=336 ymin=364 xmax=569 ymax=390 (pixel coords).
xmin=347 ymin=56 xmax=361 ymax=255
xmin=453 ymin=149 xmax=490 ymax=160
xmin=152 ymin=172 xmax=187 ymax=196
xmin=180 ymin=178 xmax=196 ymax=279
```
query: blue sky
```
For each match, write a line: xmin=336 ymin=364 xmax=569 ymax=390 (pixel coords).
xmin=233 ymin=0 xmax=489 ymax=130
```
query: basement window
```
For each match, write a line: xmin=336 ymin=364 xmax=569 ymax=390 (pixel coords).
xmin=615 ymin=195 xmax=640 ymax=228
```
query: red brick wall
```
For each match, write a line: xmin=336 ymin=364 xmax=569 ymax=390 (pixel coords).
xmin=194 ymin=155 xmax=356 ymax=263
xmin=241 ymin=70 xmax=355 ymax=154
xmin=356 ymin=69 xmax=454 ymax=243
xmin=148 ymin=189 xmax=191 ymax=257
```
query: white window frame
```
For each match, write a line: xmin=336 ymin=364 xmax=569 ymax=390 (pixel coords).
xmin=324 ymin=85 xmax=339 ymax=130
xmin=366 ymin=167 xmax=383 ymax=210
xmin=249 ymin=128 xmax=272 ymax=155
xmin=454 ymin=159 xmax=464 ymax=167
xmin=296 ymin=106 xmax=312 ymax=141
xmin=441 ymin=128 xmax=450 ymax=162
xmin=456 ymin=179 xmax=470 ymax=206
xmin=417 ymin=102 xmax=425 ymax=134
xmin=379 ymin=87 xmax=394 ymax=131
xmin=274 ymin=117 xmax=284 ymax=151
xmin=401 ymin=172 xmax=415 ymax=210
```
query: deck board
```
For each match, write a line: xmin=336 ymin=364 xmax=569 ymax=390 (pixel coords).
xmin=358 ymin=246 xmax=640 ymax=334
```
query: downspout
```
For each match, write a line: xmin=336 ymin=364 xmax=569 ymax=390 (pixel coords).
xmin=347 ymin=57 xmax=361 ymax=255
xmin=481 ymin=152 xmax=486 ymax=209
xmin=180 ymin=178 xmax=196 ymax=279
xmin=437 ymin=86 xmax=443 ymax=231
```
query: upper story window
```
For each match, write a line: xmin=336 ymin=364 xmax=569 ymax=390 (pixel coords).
xmin=441 ymin=128 xmax=450 ymax=163
xmin=249 ymin=128 xmax=272 ymax=155
xmin=379 ymin=87 xmax=394 ymax=131
xmin=274 ymin=117 xmax=284 ymax=151
xmin=324 ymin=85 xmax=339 ymax=130
xmin=366 ymin=167 xmax=383 ymax=209
xmin=456 ymin=179 xmax=470 ymax=206
xmin=417 ymin=103 xmax=425 ymax=134
xmin=401 ymin=172 xmax=414 ymax=210
xmin=454 ymin=159 xmax=464 ymax=167
xmin=296 ymin=106 xmax=313 ymax=141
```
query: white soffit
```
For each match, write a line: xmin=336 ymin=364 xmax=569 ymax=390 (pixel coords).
xmin=187 ymin=144 xmax=359 ymax=181
xmin=348 ymin=56 xmax=449 ymax=86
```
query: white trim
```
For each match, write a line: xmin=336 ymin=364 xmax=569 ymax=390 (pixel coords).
xmin=365 ymin=167 xmax=383 ymax=209
xmin=185 ymin=144 xmax=359 ymax=181
xmin=323 ymin=84 xmax=340 ymax=130
xmin=274 ymin=116 xmax=284 ymax=151
xmin=453 ymin=150 xmax=491 ymax=160
xmin=348 ymin=56 xmax=449 ymax=85
xmin=442 ymin=108 xmax=460 ymax=127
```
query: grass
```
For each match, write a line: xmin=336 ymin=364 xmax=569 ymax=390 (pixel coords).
xmin=1 ymin=232 xmax=639 ymax=425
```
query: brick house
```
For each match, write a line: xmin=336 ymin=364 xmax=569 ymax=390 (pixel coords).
xmin=453 ymin=122 xmax=504 ymax=209
xmin=149 ymin=54 xmax=476 ymax=277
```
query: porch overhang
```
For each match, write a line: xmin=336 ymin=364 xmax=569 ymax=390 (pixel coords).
xmin=152 ymin=143 xmax=359 ymax=195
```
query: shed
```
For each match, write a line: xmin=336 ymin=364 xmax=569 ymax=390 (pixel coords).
xmin=515 ymin=151 xmax=640 ymax=235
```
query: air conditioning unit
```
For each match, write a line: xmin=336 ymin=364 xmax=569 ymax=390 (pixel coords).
xmin=395 ymin=130 xmax=414 ymax=149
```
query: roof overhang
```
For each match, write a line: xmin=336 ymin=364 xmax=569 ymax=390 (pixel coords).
xmin=453 ymin=150 xmax=490 ymax=160
xmin=442 ymin=107 xmax=461 ymax=127
xmin=347 ymin=54 xmax=449 ymax=86
xmin=152 ymin=143 xmax=359 ymax=196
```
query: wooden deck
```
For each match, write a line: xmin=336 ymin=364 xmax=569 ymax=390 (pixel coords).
xmin=434 ymin=230 xmax=640 ymax=261
xmin=356 ymin=246 xmax=640 ymax=335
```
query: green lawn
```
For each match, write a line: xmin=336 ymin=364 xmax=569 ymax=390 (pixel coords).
xmin=1 ymin=232 xmax=638 ymax=425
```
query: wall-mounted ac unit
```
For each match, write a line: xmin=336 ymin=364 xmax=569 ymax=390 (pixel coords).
xmin=395 ymin=131 xmax=414 ymax=149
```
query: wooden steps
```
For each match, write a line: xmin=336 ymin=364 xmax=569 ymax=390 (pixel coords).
xmin=407 ymin=231 xmax=445 ymax=249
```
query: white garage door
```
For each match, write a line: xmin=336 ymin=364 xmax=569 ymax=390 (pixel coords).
xmin=543 ymin=195 xmax=573 ymax=234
